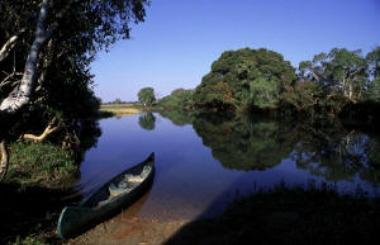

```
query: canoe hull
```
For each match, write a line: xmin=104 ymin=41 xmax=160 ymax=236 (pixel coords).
xmin=57 ymin=153 xmax=155 ymax=239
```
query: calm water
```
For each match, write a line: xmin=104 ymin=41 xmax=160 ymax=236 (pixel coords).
xmin=75 ymin=113 xmax=380 ymax=220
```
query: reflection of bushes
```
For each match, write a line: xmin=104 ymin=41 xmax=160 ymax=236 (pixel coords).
xmin=292 ymin=123 xmax=380 ymax=184
xmin=159 ymin=110 xmax=193 ymax=126
xmin=193 ymin=116 xmax=294 ymax=170
xmin=191 ymin=113 xmax=380 ymax=184
xmin=156 ymin=88 xmax=195 ymax=126
xmin=138 ymin=113 xmax=156 ymax=130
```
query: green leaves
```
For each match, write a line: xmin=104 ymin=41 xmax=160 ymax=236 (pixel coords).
xmin=194 ymin=48 xmax=296 ymax=111
xmin=138 ymin=87 xmax=156 ymax=107
xmin=158 ymin=88 xmax=194 ymax=111
xmin=250 ymin=78 xmax=280 ymax=109
xmin=367 ymin=78 xmax=380 ymax=102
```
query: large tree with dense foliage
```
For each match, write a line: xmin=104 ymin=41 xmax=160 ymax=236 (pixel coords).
xmin=193 ymin=48 xmax=296 ymax=112
xmin=0 ymin=0 xmax=148 ymax=177
xmin=138 ymin=87 xmax=156 ymax=107
xmin=0 ymin=0 xmax=147 ymax=114
xmin=158 ymin=88 xmax=194 ymax=111
xmin=298 ymin=48 xmax=368 ymax=102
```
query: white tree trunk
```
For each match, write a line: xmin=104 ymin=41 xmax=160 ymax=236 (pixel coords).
xmin=0 ymin=140 xmax=9 ymax=180
xmin=0 ymin=0 xmax=51 ymax=114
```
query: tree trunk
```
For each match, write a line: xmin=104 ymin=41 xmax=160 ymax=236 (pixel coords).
xmin=0 ymin=140 xmax=9 ymax=180
xmin=348 ymin=83 xmax=353 ymax=101
xmin=0 ymin=0 xmax=51 ymax=114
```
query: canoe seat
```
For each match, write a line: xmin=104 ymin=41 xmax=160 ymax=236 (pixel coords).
xmin=107 ymin=166 xmax=152 ymax=198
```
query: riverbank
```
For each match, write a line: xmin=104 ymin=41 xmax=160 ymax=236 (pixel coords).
xmin=100 ymin=104 xmax=142 ymax=117
xmin=1 ymin=141 xmax=79 ymax=244
xmin=68 ymin=185 xmax=380 ymax=245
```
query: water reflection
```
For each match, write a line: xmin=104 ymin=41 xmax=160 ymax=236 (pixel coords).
xmin=193 ymin=116 xmax=295 ymax=171
xmin=77 ymin=113 xmax=380 ymax=221
xmin=292 ymin=125 xmax=380 ymax=185
xmin=138 ymin=113 xmax=156 ymax=130
xmin=193 ymin=114 xmax=380 ymax=185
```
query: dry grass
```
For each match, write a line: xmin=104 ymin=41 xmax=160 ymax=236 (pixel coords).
xmin=100 ymin=104 xmax=142 ymax=116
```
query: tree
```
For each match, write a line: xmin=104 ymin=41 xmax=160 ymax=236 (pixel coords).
xmin=367 ymin=78 xmax=380 ymax=102
xmin=0 ymin=0 xmax=148 ymax=114
xmin=113 ymin=98 xmax=123 ymax=104
xmin=281 ymin=80 xmax=323 ymax=113
xmin=366 ymin=46 xmax=380 ymax=80
xmin=0 ymin=0 xmax=148 ymax=178
xmin=138 ymin=87 xmax=156 ymax=107
xmin=193 ymin=48 xmax=296 ymax=112
xmin=158 ymin=88 xmax=194 ymax=111
xmin=298 ymin=48 xmax=368 ymax=102
xmin=366 ymin=47 xmax=380 ymax=102
xmin=250 ymin=78 xmax=281 ymax=109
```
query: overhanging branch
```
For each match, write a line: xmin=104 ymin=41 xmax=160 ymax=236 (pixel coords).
xmin=0 ymin=29 xmax=25 ymax=63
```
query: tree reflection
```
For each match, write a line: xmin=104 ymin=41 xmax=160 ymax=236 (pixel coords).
xmin=159 ymin=110 xmax=193 ymax=126
xmin=160 ymin=110 xmax=380 ymax=184
xmin=192 ymin=115 xmax=296 ymax=171
xmin=292 ymin=122 xmax=380 ymax=184
xmin=138 ymin=113 xmax=156 ymax=130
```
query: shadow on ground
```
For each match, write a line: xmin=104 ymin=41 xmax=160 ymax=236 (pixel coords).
xmin=165 ymin=186 xmax=380 ymax=245
xmin=0 ymin=183 xmax=79 ymax=244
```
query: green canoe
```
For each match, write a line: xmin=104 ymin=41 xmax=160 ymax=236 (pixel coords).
xmin=57 ymin=153 xmax=155 ymax=239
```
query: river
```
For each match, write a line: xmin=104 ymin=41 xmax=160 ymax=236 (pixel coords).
xmin=74 ymin=112 xmax=380 ymax=222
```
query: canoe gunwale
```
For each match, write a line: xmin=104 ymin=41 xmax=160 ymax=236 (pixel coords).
xmin=80 ymin=152 xmax=154 ymax=208
xmin=56 ymin=152 xmax=155 ymax=239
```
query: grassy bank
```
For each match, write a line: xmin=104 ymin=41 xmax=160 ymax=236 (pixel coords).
xmin=1 ymin=142 xmax=79 ymax=244
xmin=99 ymin=104 xmax=142 ymax=117
xmin=5 ymin=142 xmax=77 ymax=189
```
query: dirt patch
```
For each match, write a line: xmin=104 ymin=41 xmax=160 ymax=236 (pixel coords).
xmin=68 ymin=216 xmax=188 ymax=245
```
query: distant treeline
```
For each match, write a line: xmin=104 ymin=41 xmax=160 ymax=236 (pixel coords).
xmin=102 ymin=99 xmax=140 ymax=105
xmin=150 ymin=47 xmax=380 ymax=126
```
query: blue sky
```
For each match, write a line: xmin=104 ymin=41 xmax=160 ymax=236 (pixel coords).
xmin=92 ymin=0 xmax=380 ymax=102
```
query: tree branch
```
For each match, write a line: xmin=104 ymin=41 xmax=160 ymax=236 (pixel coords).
xmin=0 ymin=29 xmax=25 ymax=63
xmin=23 ymin=117 xmax=60 ymax=142
xmin=0 ymin=72 xmax=23 ymax=88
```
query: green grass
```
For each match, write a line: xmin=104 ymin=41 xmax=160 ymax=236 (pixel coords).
xmin=11 ymin=235 xmax=44 ymax=245
xmin=0 ymin=142 xmax=78 ymax=244
xmin=4 ymin=141 xmax=77 ymax=189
